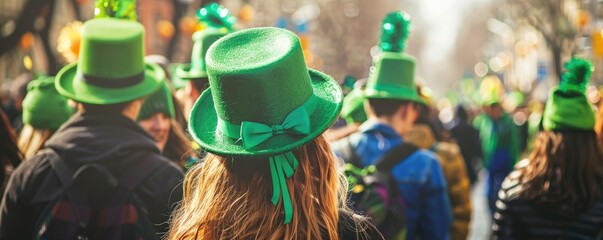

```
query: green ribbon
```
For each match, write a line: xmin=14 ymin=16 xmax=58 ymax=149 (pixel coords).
xmin=216 ymin=95 xmax=317 ymax=224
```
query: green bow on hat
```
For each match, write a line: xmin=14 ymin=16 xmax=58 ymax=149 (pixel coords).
xmin=22 ymin=76 xmax=73 ymax=130
xmin=543 ymin=57 xmax=595 ymax=131
xmin=188 ymin=27 xmax=343 ymax=224
xmin=364 ymin=11 xmax=422 ymax=103
xmin=55 ymin=18 xmax=164 ymax=104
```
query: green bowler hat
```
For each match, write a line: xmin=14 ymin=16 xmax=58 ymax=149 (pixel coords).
xmin=189 ymin=27 xmax=343 ymax=156
xmin=22 ymin=76 xmax=73 ymax=130
xmin=176 ymin=28 xmax=228 ymax=80
xmin=56 ymin=18 xmax=164 ymax=104
xmin=543 ymin=57 xmax=595 ymax=131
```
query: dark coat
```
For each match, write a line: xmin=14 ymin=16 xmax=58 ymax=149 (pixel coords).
xmin=0 ymin=113 xmax=184 ymax=239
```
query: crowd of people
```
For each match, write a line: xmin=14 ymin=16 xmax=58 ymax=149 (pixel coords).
xmin=1 ymin=2 xmax=603 ymax=240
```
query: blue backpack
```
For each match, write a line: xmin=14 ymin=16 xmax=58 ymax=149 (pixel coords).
xmin=339 ymin=139 xmax=418 ymax=240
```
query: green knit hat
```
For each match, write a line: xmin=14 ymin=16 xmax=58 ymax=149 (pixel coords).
xmin=137 ymin=81 xmax=175 ymax=120
xmin=22 ymin=76 xmax=73 ymax=130
xmin=188 ymin=27 xmax=343 ymax=224
xmin=364 ymin=11 xmax=422 ymax=103
xmin=543 ymin=57 xmax=595 ymax=131
xmin=55 ymin=18 xmax=164 ymax=104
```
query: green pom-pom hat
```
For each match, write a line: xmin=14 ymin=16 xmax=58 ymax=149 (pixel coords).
xmin=188 ymin=27 xmax=343 ymax=224
xmin=22 ymin=76 xmax=73 ymax=130
xmin=543 ymin=57 xmax=595 ymax=131
xmin=364 ymin=11 xmax=422 ymax=103
xmin=56 ymin=18 xmax=164 ymax=104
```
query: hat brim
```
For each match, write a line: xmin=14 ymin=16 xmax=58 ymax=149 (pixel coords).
xmin=364 ymin=89 xmax=423 ymax=103
xmin=56 ymin=62 xmax=164 ymax=104
xmin=189 ymin=69 xmax=343 ymax=157
xmin=175 ymin=63 xmax=208 ymax=79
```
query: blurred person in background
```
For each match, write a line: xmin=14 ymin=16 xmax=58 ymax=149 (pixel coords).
xmin=405 ymin=87 xmax=471 ymax=240
xmin=0 ymin=108 xmax=22 ymax=193
xmin=4 ymin=73 xmax=34 ymax=132
xmin=168 ymin=27 xmax=382 ymax=240
xmin=473 ymin=97 xmax=520 ymax=215
xmin=450 ymin=105 xmax=483 ymax=186
xmin=493 ymin=58 xmax=603 ymax=239
xmin=137 ymin=81 xmax=197 ymax=169
xmin=326 ymin=78 xmax=368 ymax=142
xmin=17 ymin=76 xmax=72 ymax=159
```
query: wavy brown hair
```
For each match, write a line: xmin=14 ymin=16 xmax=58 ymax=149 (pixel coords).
xmin=167 ymin=135 xmax=360 ymax=239
xmin=517 ymin=131 xmax=603 ymax=212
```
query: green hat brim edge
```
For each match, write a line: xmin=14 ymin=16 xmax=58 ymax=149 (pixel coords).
xmin=56 ymin=62 xmax=164 ymax=104
xmin=188 ymin=69 xmax=343 ymax=157
xmin=175 ymin=63 xmax=208 ymax=79
xmin=363 ymin=89 xmax=423 ymax=103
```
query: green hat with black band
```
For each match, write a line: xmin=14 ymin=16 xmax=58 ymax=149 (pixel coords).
xmin=55 ymin=18 xmax=164 ymax=104
xmin=364 ymin=11 xmax=422 ymax=103
xmin=543 ymin=57 xmax=595 ymax=131
xmin=188 ymin=27 xmax=343 ymax=224
xmin=22 ymin=76 xmax=73 ymax=130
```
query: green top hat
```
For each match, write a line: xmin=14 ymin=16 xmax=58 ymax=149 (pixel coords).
xmin=55 ymin=18 xmax=164 ymax=104
xmin=175 ymin=28 xmax=228 ymax=80
xmin=137 ymin=81 xmax=176 ymax=120
xmin=188 ymin=27 xmax=343 ymax=224
xmin=22 ymin=76 xmax=73 ymax=130
xmin=543 ymin=57 xmax=595 ymax=131
xmin=364 ymin=11 xmax=421 ymax=103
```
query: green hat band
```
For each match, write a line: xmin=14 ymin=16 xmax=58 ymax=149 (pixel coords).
xmin=365 ymin=82 xmax=417 ymax=99
xmin=543 ymin=89 xmax=594 ymax=131
xmin=217 ymin=94 xmax=317 ymax=224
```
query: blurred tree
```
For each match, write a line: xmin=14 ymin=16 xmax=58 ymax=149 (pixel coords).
xmin=505 ymin=0 xmax=579 ymax=80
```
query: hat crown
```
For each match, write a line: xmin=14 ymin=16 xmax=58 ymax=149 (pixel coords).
xmin=364 ymin=52 xmax=419 ymax=101
xmin=206 ymin=27 xmax=313 ymax=125
xmin=190 ymin=28 xmax=228 ymax=72
xmin=78 ymin=18 xmax=145 ymax=79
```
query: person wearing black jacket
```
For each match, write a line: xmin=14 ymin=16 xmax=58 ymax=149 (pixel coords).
xmin=492 ymin=58 xmax=603 ymax=239
xmin=0 ymin=18 xmax=183 ymax=239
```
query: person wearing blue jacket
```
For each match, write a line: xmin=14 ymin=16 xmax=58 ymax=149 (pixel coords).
xmin=334 ymin=11 xmax=452 ymax=240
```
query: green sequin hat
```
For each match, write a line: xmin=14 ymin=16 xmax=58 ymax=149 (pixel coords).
xmin=55 ymin=18 xmax=164 ymax=104
xmin=543 ymin=57 xmax=595 ymax=131
xmin=188 ymin=27 xmax=343 ymax=224
xmin=364 ymin=11 xmax=422 ymax=103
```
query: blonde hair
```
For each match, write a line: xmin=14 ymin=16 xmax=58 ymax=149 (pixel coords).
xmin=17 ymin=124 xmax=53 ymax=159
xmin=168 ymin=135 xmax=358 ymax=239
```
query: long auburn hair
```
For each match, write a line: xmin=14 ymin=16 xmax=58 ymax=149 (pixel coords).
xmin=517 ymin=130 xmax=603 ymax=212
xmin=163 ymin=119 xmax=194 ymax=167
xmin=168 ymin=135 xmax=356 ymax=239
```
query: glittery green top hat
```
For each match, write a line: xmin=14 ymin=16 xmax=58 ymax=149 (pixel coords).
xmin=364 ymin=11 xmax=422 ymax=103
xmin=188 ymin=27 xmax=343 ymax=224
xmin=55 ymin=18 xmax=164 ymax=104
xmin=543 ymin=57 xmax=595 ymax=131
xmin=22 ymin=76 xmax=73 ymax=130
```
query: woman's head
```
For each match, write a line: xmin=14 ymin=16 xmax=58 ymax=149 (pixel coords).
xmin=172 ymin=27 xmax=345 ymax=239
xmin=169 ymin=135 xmax=348 ymax=239
xmin=137 ymin=81 xmax=176 ymax=151
xmin=138 ymin=112 xmax=171 ymax=151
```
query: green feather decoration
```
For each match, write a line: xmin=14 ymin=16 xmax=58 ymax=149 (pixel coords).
xmin=559 ymin=57 xmax=593 ymax=93
xmin=379 ymin=11 xmax=411 ymax=53
xmin=196 ymin=3 xmax=237 ymax=31
xmin=95 ymin=0 xmax=137 ymax=20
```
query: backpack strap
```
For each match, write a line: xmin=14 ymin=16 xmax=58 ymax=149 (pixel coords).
xmin=339 ymin=137 xmax=364 ymax=167
xmin=43 ymin=148 xmax=75 ymax=188
xmin=118 ymin=152 xmax=168 ymax=191
xmin=374 ymin=142 xmax=419 ymax=172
